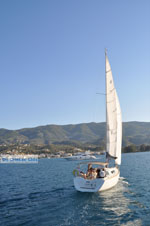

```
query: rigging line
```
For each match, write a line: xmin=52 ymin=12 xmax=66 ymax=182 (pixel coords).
xmin=96 ymin=93 xmax=106 ymax=95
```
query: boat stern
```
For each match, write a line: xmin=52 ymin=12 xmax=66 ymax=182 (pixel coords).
xmin=74 ymin=177 xmax=105 ymax=192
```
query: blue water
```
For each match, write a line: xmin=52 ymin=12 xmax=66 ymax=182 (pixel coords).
xmin=0 ymin=152 xmax=150 ymax=226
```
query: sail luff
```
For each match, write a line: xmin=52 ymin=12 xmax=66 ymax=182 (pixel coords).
xmin=105 ymin=50 xmax=108 ymax=160
xmin=105 ymin=53 xmax=116 ymax=155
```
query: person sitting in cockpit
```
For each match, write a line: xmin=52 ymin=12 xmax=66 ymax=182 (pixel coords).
xmin=100 ymin=168 xmax=106 ymax=178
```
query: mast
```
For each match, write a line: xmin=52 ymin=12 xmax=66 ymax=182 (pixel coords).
xmin=105 ymin=49 xmax=108 ymax=163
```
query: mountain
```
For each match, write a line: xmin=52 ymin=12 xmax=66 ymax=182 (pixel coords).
xmin=0 ymin=121 xmax=150 ymax=146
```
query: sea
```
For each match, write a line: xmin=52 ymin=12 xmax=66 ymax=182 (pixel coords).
xmin=0 ymin=152 xmax=150 ymax=226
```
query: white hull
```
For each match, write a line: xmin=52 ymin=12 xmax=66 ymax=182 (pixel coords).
xmin=74 ymin=167 xmax=119 ymax=192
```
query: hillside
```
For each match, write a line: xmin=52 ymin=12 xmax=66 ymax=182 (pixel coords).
xmin=0 ymin=121 xmax=150 ymax=146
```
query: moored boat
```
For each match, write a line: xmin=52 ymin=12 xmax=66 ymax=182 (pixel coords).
xmin=65 ymin=151 xmax=96 ymax=161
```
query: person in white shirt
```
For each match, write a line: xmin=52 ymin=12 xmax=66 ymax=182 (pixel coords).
xmin=100 ymin=168 xmax=106 ymax=178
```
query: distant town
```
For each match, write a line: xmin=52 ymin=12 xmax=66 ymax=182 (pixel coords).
xmin=0 ymin=143 xmax=104 ymax=159
xmin=0 ymin=143 xmax=150 ymax=159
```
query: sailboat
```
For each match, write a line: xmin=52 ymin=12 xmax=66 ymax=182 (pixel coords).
xmin=73 ymin=51 xmax=122 ymax=192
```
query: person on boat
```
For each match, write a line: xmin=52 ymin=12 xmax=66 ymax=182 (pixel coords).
xmin=79 ymin=170 xmax=86 ymax=179
xmin=75 ymin=166 xmax=86 ymax=179
xmin=91 ymin=168 xmax=97 ymax=179
xmin=86 ymin=164 xmax=93 ymax=179
xmin=100 ymin=168 xmax=106 ymax=178
xmin=96 ymin=168 xmax=100 ymax=178
xmin=86 ymin=164 xmax=97 ymax=179
xmin=87 ymin=164 xmax=92 ymax=171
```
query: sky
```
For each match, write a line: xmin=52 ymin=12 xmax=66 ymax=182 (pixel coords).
xmin=0 ymin=0 xmax=150 ymax=130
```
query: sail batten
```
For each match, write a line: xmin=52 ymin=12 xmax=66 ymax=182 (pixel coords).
xmin=105 ymin=54 xmax=122 ymax=165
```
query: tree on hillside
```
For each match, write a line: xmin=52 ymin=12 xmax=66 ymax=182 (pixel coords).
xmin=123 ymin=145 xmax=137 ymax=153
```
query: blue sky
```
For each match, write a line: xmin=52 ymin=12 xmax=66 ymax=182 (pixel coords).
xmin=0 ymin=0 xmax=150 ymax=130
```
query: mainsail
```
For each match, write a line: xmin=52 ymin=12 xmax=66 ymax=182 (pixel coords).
xmin=105 ymin=53 xmax=122 ymax=165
